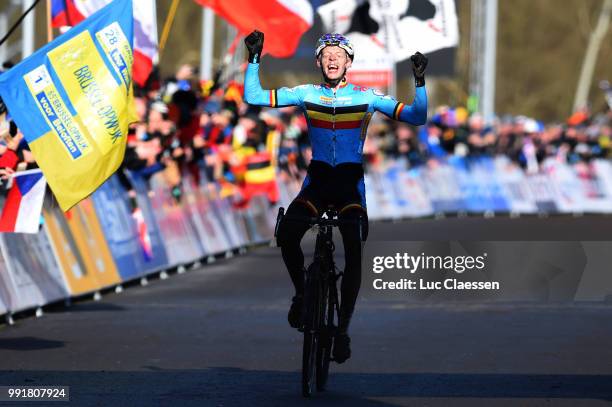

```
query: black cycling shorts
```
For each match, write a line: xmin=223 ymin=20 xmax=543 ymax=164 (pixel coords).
xmin=296 ymin=160 xmax=366 ymax=216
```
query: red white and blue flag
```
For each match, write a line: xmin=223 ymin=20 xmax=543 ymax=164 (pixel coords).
xmin=195 ymin=0 xmax=313 ymax=58
xmin=131 ymin=207 xmax=153 ymax=261
xmin=0 ymin=170 xmax=46 ymax=234
xmin=51 ymin=0 xmax=158 ymax=86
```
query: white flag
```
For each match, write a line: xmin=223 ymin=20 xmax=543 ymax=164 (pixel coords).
xmin=317 ymin=0 xmax=459 ymax=62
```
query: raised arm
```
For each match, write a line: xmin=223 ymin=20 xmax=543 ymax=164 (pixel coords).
xmin=373 ymin=87 xmax=427 ymax=125
xmin=372 ymin=52 xmax=429 ymax=125
xmin=243 ymin=30 xmax=303 ymax=108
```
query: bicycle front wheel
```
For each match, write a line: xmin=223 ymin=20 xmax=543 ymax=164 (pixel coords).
xmin=316 ymin=277 xmax=332 ymax=391
xmin=302 ymin=330 xmax=317 ymax=397
xmin=302 ymin=262 xmax=321 ymax=397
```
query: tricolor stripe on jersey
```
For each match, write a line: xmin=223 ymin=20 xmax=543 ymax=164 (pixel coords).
xmin=305 ymin=102 xmax=368 ymax=130
xmin=270 ymin=90 xmax=277 ymax=107
xmin=393 ymin=102 xmax=405 ymax=120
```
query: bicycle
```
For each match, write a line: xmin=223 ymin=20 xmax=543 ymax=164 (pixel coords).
xmin=275 ymin=206 xmax=363 ymax=397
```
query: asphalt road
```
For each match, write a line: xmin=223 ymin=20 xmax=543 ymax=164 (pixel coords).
xmin=1 ymin=215 xmax=612 ymax=406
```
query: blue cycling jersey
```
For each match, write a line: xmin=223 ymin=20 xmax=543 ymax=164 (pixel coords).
xmin=244 ymin=62 xmax=427 ymax=207
xmin=245 ymin=62 xmax=427 ymax=166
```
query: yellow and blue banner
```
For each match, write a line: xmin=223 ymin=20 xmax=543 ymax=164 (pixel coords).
xmin=0 ymin=0 xmax=136 ymax=211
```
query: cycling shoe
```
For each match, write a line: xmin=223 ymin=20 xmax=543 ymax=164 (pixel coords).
xmin=288 ymin=295 xmax=303 ymax=329
xmin=333 ymin=333 xmax=351 ymax=363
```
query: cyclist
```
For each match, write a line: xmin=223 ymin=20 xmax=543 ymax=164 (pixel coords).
xmin=244 ymin=30 xmax=428 ymax=363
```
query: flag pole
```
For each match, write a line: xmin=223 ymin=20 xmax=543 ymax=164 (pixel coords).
xmin=220 ymin=31 xmax=242 ymax=84
xmin=0 ymin=0 xmax=42 ymax=48
xmin=200 ymin=7 xmax=214 ymax=80
xmin=22 ymin=0 xmax=36 ymax=58
xmin=223 ymin=32 xmax=242 ymax=65
xmin=46 ymin=0 xmax=54 ymax=42
xmin=158 ymin=0 xmax=181 ymax=59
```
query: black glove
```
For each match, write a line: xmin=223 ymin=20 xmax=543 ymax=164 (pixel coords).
xmin=244 ymin=30 xmax=264 ymax=63
xmin=410 ymin=51 xmax=428 ymax=87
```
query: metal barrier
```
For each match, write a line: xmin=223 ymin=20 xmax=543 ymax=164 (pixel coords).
xmin=4 ymin=156 xmax=612 ymax=321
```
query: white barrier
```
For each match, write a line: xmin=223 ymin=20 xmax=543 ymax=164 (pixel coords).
xmin=148 ymin=173 xmax=206 ymax=266
xmin=210 ymin=196 xmax=250 ymax=249
xmin=495 ymin=157 xmax=538 ymax=214
xmin=239 ymin=194 xmax=275 ymax=244
xmin=363 ymin=157 xmax=612 ymax=218
xmin=181 ymin=180 xmax=229 ymax=256
xmin=0 ymin=248 xmax=11 ymax=316
xmin=0 ymin=228 xmax=70 ymax=313
xmin=3 ymin=155 xmax=612 ymax=323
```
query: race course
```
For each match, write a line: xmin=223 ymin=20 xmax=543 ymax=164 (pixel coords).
xmin=1 ymin=215 xmax=612 ymax=407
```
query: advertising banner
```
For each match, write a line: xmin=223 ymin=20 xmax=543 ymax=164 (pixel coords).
xmin=576 ymin=160 xmax=612 ymax=213
xmin=527 ymin=173 xmax=559 ymax=213
xmin=0 ymin=230 xmax=70 ymax=312
xmin=592 ymin=160 xmax=612 ymax=200
xmin=366 ymin=168 xmax=401 ymax=219
xmin=0 ymin=276 xmax=6 ymax=314
xmin=0 ymin=241 xmax=17 ymax=314
xmin=277 ymin=178 xmax=302 ymax=210
xmin=494 ymin=156 xmax=538 ymax=214
xmin=364 ymin=173 xmax=382 ymax=220
xmin=382 ymin=165 xmax=413 ymax=219
xmin=199 ymin=193 xmax=234 ymax=254
xmin=210 ymin=196 xmax=249 ymax=249
xmin=240 ymin=195 xmax=275 ymax=244
xmin=398 ymin=167 xmax=434 ymax=218
xmin=148 ymin=173 xmax=205 ymax=265
xmin=465 ymin=157 xmax=510 ymax=213
xmin=176 ymin=178 xmax=213 ymax=256
xmin=66 ymin=199 xmax=122 ymax=287
xmin=127 ymin=175 xmax=170 ymax=272
xmin=481 ymin=157 xmax=510 ymax=212
xmin=0 ymin=238 xmax=18 ymax=314
xmin=543 ymin=158 xmax=586 ymax=213
xmin=91 ymin=175 xmax=168 ymax=280
xmin=43 ymin=203 xmax=101 ymax=295
xmin=421 ymin=161 xmax=464 ymax=213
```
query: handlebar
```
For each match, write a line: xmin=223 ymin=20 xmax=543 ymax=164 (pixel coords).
xmin=274 ymin=206 xmax=363 ymax=238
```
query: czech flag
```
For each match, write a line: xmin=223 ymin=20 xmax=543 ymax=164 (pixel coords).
xmin=0 ymin=170 xmax=46 ymax=234
xmin=50 ymin=0 xmax=85 ymax=27
xmin=131 ymin=207 xmax=153 ymax=261
xmin=194 ymin=0 xmax=313 ymax=58
xmin=51 ymin=0 xmax=157 ymax=87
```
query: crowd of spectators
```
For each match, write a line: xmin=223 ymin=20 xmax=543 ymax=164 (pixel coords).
xmin=365 ymin=104 xmax=612 ymax=174
xmin=1 ymin=60 xmax=612 ymax=208
xmin=0 ymin=59 xmax=38 ymax=194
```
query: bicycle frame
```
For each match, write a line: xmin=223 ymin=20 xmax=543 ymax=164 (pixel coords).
xmin=275 ymin=207 xmax=344 ymax=397
xmin=313 ymin=217 xmax=342 ymax=393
